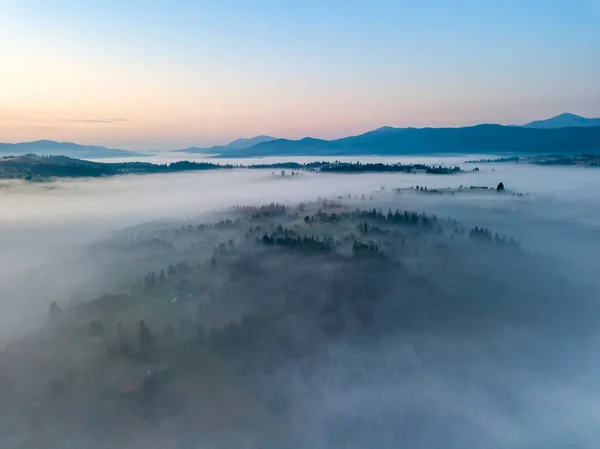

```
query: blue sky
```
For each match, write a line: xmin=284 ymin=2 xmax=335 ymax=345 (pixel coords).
xmin=1 ymin=0 xmax=599 ymax=150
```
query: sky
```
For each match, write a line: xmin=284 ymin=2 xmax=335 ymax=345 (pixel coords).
xmin=1 ymin=0 xmax=599 ymax=151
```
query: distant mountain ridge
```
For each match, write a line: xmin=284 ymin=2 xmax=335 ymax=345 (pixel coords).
xmin=0 ymin=140 xmax=141 ymax=159
xmin=5 ymin=113 xmax=600 ymax=159
xmin=523 ymin=113 xmax=600 ymax=129
xmin=214 ymin=124 xmax=600 ymax=158
xmin=175 ymin=135 xmax=276 ymax=154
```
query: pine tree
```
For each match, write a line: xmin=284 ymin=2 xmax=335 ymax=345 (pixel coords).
xmin=139 ymin=320 xmax=157 ymax=360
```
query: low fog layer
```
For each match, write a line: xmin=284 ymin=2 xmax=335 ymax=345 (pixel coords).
xmin=1 ymin=156 xmax=599 ymax=448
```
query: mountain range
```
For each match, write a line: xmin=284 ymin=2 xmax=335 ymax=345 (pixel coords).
xmin=215 ymin=123 xmax=600 ymax=158
xmin=200 ymin=113 xmax=600 ymax=158
xmin=175 ymin=135 xmax=276 ymax=154
xmin=1 ymin=113 xmax=599 ymax=159
xmin=523 ymin=113 xmax=600 ymax=129
xmin=0 ymin=140 xmax=142 ymax=159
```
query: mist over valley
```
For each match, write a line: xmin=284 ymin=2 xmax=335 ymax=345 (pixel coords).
xmin=3 ymin=0 xmax=600 ymax=445
xmin=1 ymin=155 xmax=599 ymax=448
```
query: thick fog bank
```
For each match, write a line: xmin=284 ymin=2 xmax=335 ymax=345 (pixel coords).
xmin=1 ymin=157 xmax=600 ymax=448
xmin=1 ymin=160 xmax=599 ymax=337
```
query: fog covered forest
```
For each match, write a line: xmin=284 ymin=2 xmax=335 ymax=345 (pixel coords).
xmin=0 ymin=162 xmax=599 ymax=449
xmin=4 ymin=0 xmax=600 ymax=445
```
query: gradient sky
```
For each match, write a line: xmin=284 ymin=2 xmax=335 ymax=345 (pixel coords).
xmin=1 ymin=0 xmax=599 ymax=151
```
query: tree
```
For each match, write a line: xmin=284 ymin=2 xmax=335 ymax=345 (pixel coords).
xmin=497 ymin=182 xmax=505 ymax=192
xmin=48 ymin=301 xmax=62 ymax=327
xmin=139 ymin=320 xmax=157 ymax=360
xmin=159 ymin=269 xmax=165 ymax=282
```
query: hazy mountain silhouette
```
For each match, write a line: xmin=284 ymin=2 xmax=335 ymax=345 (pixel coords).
xmin=523 ymin=113 xmax=600 ymax=129
xmin=6 ymin=118 xmax=600 ymax=159
xmin=176 ymin=135 xmax=276 ymax=153
xmin=215 ymin=125 xmax=600 ymax=158
xmin=0 ymin=140 xmax=141 ymax=158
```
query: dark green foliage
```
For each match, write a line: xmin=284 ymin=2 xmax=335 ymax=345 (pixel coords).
xmin=0 ymin=154 xmax=463 ymax=179
xmin=261 ymin=229 xmax=334 ymax=253
xmin=466 ymin=156 xmax=520 ymax=163
xmin=318 ymin=161 xmax=460 ymax=174
xmin=467 ymin=154 xmax=600 ymax=167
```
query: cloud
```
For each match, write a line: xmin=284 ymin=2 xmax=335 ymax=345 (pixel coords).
xmin=72 ymin=118 xmax=126 ymax=124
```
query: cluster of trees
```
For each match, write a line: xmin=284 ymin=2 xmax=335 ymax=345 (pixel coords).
xmin=533 ymin=154 xmax=600 ymax=167
xmin=1 ymin=154 xmax=474 ymax=181
xmin=254 ymin=218 xmax=389 ymax=260
xmin=465 ymin=154 xmax=600 ymax=167
xmin=301 ymin=207 xmax=439 ymax=230
xmin=352 ymin=240 xmax=385 ymax=258
xmin=354 ymin=208 xmax=439 ymax=229
xmin=317 ymin=161 xmax=461 ymax=174
xmin=232 ymin=203 xmax=287 ymax=219
xmin=167 ymin=261 xmax=193 ymax=276
xmin=356 ymin=222 xmax=396 ymax=237
xmin=102 ymin=237 xmax=174 ymax=252
xmin=151 ymin=218 xmax=241 ymax=239
xmin=261 ymin=231 xmax=336 ymax=253
xmin=306 ymin=209 xmax=342 ymax=224
xmin=465 ymin=156 xmax=520 ymax=163
xmin=469 ymin=227 xmax=518 ymax=247
xmin=32 ymin=197 xmax=546 ymax=445
xmin=425 ymin=165 xmax=462 ymax=174
xmin=139 ymin=260 xmax=194 ymax=291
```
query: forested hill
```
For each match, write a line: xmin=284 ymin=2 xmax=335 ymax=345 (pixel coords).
xmin=0 ymin=155 xmax=462 ymax=180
